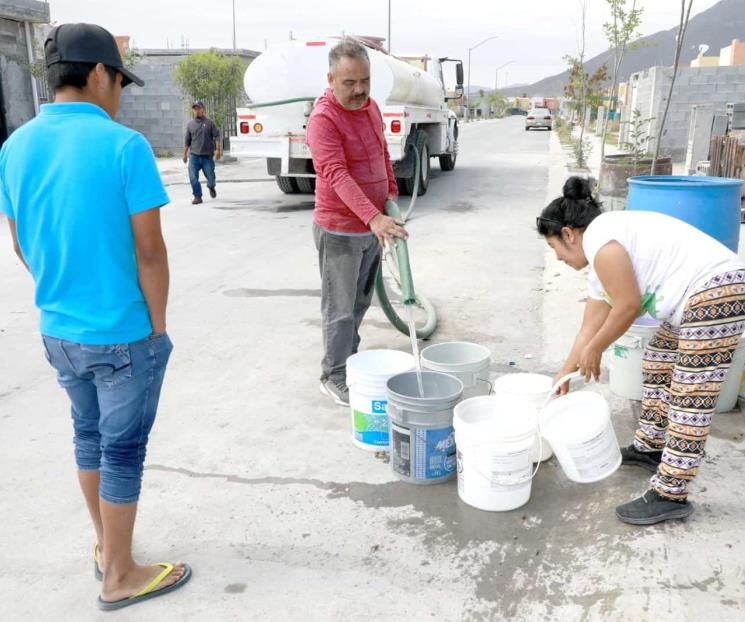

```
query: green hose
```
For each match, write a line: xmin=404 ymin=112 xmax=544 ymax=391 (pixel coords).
xmin=383 ymin=199 xmax=416 ymax=305
xmin=374 ymin=197 xmax=438 ymax=339
xmin=247 ymin=97 xmax=317 ymax=108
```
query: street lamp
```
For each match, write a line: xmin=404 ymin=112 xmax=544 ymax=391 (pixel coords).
xmin=467 ymin=35 xmax=499 ymax=122
xmin=495 ymin=60 xmax=514 ymax=91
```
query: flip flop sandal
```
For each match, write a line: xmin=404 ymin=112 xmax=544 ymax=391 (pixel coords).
xmin=97 ymin=562 xmax=192 ymax=611
xmin=94 ymin=545 xmax=103 ymax=581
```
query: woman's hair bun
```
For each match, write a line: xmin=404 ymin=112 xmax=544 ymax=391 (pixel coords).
xmin=563 ymin=176 xmax=593 ymax=201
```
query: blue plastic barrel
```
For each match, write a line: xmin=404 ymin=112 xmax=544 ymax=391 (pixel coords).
xmin=627 ymin=176 xmax=744 ymax=252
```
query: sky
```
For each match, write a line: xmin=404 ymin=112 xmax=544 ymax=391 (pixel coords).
xmin=48 ymin=0 xmax=724 ymax=88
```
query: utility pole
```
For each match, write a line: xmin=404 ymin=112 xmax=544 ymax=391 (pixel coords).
xmin=495 ymin=60 xmax=514 ymax=91
xmin=387 ymin=0 xmax=392 ymax=53
xmin=466 ymin=35 xmax=499 ymax=122
xmin=232 ymin=0 xmax=236 ymax=49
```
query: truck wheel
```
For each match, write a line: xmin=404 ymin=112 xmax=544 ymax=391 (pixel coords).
xmin=416 ymin=136 xmax=430 ymax=196
xmin=439 ymin=122 xmax=458 ymax=171
xmin=439 ymin=152 xmax=456 ymax=171
xmin=295 ymin=177 xmax=316 ymax=193
xmin=401 ymin=132 xmax=430 ymax=196
xmin=276 ymin=176 xmax=300 ymax=194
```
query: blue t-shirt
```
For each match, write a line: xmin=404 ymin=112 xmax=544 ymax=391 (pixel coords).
xmin=0 ymin=102 xmax=169 ymax=345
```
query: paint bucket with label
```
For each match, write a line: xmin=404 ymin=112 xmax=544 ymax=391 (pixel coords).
xmin=346 ymin=350 xmax=416 ymax=451
xmin=453 ymin=395 xmax=539 ymax=511
xmin=420 ymin=342 xmax=492 ymax=399
xmin=540 ymin=373 xmax=621 ymax=484
xmin=386 ymin=371 xmax=464 ymax=484
xmin=492 ymin=373 xmax=554 ymax=462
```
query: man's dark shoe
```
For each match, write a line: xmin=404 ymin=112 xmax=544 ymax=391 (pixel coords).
xmin=320 ymin=378 xmax=349 ymax=407
xmin=192 ymin=196 xmax=203 ymax=205
xmin=616 ymin=489 xmax=693 ymax=525
xmin=209 ymin=187 xmax=217 ymax=199
xmin=621 ymin=444 xmax=662 ymax=473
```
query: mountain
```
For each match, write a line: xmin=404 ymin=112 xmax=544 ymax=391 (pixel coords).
xmin=504 ymin=0 xmax=745 ymax=97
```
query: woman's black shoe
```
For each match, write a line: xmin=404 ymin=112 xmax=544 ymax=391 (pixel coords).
xmin=620 ymin=444 xmax=662 ymax=473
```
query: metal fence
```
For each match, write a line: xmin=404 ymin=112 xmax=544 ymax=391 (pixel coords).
xmin=204 ymin=95 xmax=238 ymax=151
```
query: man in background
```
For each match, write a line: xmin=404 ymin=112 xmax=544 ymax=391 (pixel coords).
xmin=183 ymin=100 xmax=221 ymax=205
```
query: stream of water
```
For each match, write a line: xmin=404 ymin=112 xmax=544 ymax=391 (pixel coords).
xmin=405 ymin=304 xmax=425 ymax=397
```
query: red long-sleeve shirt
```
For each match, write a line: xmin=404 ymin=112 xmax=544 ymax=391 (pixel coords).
xmin=306 ymin=89 xmax=399 ymax=234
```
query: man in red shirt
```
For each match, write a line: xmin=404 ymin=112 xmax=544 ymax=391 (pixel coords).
xmin=307 ymin=39 xmax=407 ymax=406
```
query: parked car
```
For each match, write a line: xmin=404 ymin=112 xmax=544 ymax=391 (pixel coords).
xmin=525 ymin=108 xmax=552 ymax=131
xmin=506 ymin=107 xmax=528 ymax=116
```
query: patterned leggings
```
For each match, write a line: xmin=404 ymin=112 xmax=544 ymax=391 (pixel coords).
xmin=635 ymin=270 xmax=745 ymax=500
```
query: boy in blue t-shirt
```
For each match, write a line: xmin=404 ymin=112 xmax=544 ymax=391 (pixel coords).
xmin=0 ymin=24 xmax=191 ymax=610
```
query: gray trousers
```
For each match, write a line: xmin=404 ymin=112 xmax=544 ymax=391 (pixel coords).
xmin=313 ymin=223 xmax=381 ymax=382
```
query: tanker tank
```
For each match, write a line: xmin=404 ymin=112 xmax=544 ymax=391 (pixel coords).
xmin=244 ymin=39 xmax=445 ymax=109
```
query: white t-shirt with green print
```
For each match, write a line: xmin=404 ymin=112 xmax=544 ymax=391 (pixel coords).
xmin=583 ymin=211 xmax=745 ymax=327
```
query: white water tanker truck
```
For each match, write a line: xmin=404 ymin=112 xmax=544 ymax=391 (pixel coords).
xmin=230 ymin=36 xmax=464 ymax=196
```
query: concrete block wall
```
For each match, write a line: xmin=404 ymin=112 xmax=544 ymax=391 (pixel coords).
xmin=620 ymin=65 xmax=745 ymax=162
xmin=117 ymin=55 xmax=190 ymax=156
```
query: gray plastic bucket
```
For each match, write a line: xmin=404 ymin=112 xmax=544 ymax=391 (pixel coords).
xmin=420 ymin=341 xmax=491 ymax=399
xmin=386 ymin=371 xmax=464 ymax=485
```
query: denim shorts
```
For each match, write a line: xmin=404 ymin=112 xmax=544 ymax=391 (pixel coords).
xmin=42 ymin=332 xmax=173 ymax=504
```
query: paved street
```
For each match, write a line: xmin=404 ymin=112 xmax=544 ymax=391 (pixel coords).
xmin=2 ymin=116 xmax=745 ymax=621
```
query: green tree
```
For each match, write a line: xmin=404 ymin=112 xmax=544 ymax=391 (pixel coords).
xmin=562 ymin=1 xmax=600 ymax=168
xmin=600 ymin=0 xmax=643 ymax=172
xmin=563 ymin=57 xmax=608 ymax=121
xmin=173 ymin=49 xmax=246 ymax=142
xmin=486 ymin=90 xmax=507 ymax=117
xmin=122 ymin=43 xmax=143 ymax=71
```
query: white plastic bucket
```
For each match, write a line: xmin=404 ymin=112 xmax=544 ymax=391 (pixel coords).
xmin=420 ymin=342 xmax=491 ymax=399
xmin=454 ymin=395 xmax=538 ymax=511
xmin=540 ymin=390 xmax=621 ymax=483
xmin=346 ymin=350 xmax=415 ymax=451
xmin=492 ymin=373 xmax=554 ymax=462
xmin=609 ymin=322 xmax=658 ymax=400
xmin=611 ymin=323 xmax=745 ymax=412
xmin=716 ymin=337 xmax=745 ymax=412
xmin=738 ymin=366 xmax=745 ymax=404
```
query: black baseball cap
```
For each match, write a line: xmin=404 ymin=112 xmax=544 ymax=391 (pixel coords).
xmin=44 ymin=23 xmax=144 ymax=88
xmin=192 ymin=100 xmax=205 ymax=108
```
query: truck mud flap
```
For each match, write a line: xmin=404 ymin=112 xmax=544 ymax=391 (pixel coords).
xmin=267 ymin=158 xmax=315 ymax=176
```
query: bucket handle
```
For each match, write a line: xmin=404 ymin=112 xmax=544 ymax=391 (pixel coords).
xmin=477 ymin=377 xmax=494 ymax=395
xmin=541 ymin=371 xmax=584 ymax=409
xmin=465 ymin=372 xmax=586 ymax=487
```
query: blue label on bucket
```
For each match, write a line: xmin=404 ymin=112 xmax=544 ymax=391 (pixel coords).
xmin=416 ymin=427 xmax=457 ymax=480
xmin=372 ymin=400 xmax=387 ymax=414
xmin=391 ymin=423 xmax=456 ymax=480
xmin=354 ymin=410 xmax=389 ymax=446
